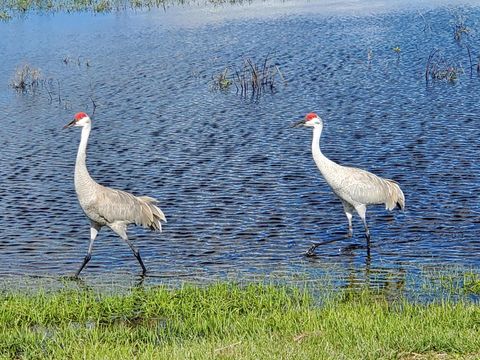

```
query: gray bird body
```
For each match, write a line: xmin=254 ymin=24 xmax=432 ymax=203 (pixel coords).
xmin=67 ymin=113 xmax=166 ymax=276
xmin=296 ymin=113 xmax=404 ymax=249
xmin=312 ymin=149 xmax=405 ymax=211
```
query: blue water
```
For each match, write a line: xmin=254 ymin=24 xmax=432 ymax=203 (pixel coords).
xmin=0 ymin=1 xmax=479 ymax=289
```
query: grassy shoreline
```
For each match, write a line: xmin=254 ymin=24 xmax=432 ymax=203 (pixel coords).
xmin=1 ymin=283 xmax=479 ymax=359
xmin=0 ymin=0 xmax=256 ymax=20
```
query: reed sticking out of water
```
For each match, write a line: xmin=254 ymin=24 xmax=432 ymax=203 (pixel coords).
xmin=10 ymin=64 xmax=43 ymax=92
xmin=425 ymin=49 xmax=462 ymax=84
xmin=213 ymin=56 xmax=286 ymax=98
xmin=453 ymin=17 xmax=470 ymax=43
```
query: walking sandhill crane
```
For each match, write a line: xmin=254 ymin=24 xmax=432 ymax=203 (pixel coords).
xmin=292 ymin=112 xmax=404 ymax=255
xmin=64 ymin=112 xmax=166 ymax=277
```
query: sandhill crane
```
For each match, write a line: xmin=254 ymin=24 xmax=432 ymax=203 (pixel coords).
xmin=292 ymin=112 xmax=404 ymax=255
xmin=64 ymin=112 xmax=166 ymax=277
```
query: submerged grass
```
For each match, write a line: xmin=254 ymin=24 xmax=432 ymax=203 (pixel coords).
xmin=0 ymin=282 xmax=479 ymax=359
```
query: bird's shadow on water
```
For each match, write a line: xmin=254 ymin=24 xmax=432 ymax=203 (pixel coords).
xmin=303 ymin=235 xmax=370 ymax=257
xmin=303 ymin=235 xmax=372 ymax=271
xmin=302 ymin=237 xmax=375 ymax=286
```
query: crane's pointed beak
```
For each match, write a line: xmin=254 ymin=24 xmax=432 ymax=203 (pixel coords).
xmin=290 ymin=119 xmax=306 ymax=128
xmin=63 ymin=119 xmax=76 ymax=129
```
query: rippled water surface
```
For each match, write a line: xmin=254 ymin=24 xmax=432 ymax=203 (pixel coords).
xmin=0 ymin=1 xmax=479 ymax=289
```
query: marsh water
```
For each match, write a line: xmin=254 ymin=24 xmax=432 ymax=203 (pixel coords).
xmin=0 ymin=0 xmax=479 ymax=290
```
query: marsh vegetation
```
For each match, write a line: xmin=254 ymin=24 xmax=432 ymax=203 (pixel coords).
xmin=0 ymin=0 xmax=256 ymax=18
xmin=212 ymin=56 xmax=286 ymax=98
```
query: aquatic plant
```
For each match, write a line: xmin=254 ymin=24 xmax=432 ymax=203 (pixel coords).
xmin=10 ymin=64 xmax=43 ymax=92
xmin=212 ymin=67 xmax=233 ymax=91
xmin=15 ymin=0 xmax=33 ymax=11
xmin=425 ymin=49 xmax=462 ymax=84
xmin=62 ymin=55 xmax=91 ymax=67
xmin=392 ymin=46 xmax=401 ymax=62
xmin=453 ymin=16 xmax=470 ymax=43
xmin=213 ymin=55 xmax=286 ymax=98
xmin=93 ymin=0 xmax=112 ymax=12
xmin=365 ymin=47 xmax=374 ymax=69
xmin=0 ymin=10 xmax=11 ymax=19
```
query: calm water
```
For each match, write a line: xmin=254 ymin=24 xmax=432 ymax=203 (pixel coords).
xmin=0 ymin=1 xmax=479 ymax=289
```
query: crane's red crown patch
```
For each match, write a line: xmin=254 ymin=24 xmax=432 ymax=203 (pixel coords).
xmin=305 ymin=112 xmax=318 ymax=121
xmin=74 ymin=112 xmax=88 ymax=121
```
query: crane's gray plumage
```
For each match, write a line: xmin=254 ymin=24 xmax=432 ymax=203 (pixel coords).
xmin=64 ymin=112 xmax=166 ymax=277
xmin=292 ymin=112 xmax=404 ymax=254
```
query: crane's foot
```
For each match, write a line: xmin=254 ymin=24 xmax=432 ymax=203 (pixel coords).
xmin=305 ymin=237 xmax=345 ymax=257
xmin=305 ymin=244 xmax=321 ymax=257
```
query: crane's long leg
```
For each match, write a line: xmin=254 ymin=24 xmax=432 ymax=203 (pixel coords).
xmin=110 ymin=223 xmax=147 ymax=275
xmin=75 ymin=222 xmax=101 ymax=277
xmin=354 ymin=204 xmax=371 ymax=245
xmin=341 ymin=201 xmax=354 ymax=238
xmin=305 ymin=201 xmax=354 ymax=256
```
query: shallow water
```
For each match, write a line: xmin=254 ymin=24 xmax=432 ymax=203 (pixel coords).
xmin=0 ymin=0 xmax=479 ymax=290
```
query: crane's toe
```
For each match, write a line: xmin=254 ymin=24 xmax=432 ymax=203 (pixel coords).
xmin=305 ymin=246 xmax=318 ymax=257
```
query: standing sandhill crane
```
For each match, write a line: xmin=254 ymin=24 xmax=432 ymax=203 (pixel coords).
xmin=64 ymin=112 xmax=166 ymax=277
xmin=292 ymin=112 xmax=404 ymax=255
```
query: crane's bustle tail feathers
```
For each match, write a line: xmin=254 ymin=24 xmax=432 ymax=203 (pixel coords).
xmin=136 ymin=196 xmax=167 ymax=232
xmin=384 ymin=179 xmax=405 ymax=211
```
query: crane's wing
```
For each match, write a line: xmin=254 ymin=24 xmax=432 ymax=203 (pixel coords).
xmin=92 ymin=186 xmax=166 ymax=231
xmin=335 ymin=167 xmax=397 ymax=207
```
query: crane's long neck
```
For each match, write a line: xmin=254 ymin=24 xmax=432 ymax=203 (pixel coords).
xmin=311 ymin=124 xmax=336 ymax=176
xmin=74 ymin=124 xmax=96 ymax=189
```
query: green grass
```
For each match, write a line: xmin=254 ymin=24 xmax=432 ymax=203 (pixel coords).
xmin=0 ymin=283 xmax=479 ymax=359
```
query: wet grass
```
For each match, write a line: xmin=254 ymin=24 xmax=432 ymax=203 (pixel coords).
xmin=0 ymin=282 xmax=479 ymax=359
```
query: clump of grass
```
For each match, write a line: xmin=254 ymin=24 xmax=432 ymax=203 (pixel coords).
xmin=212 ymin=67 xmax=233 ymax=91
xmin=213 ymin=55 xmax=286 ymax=98
xmin=10 ymin=64 xmax=43 ymax=92
xmin=0 ymin=10 xmax=11 ymax=20
xmin=15 ymin=0 xmax=34 ymax=11
xmin=435 ymin=271 xmax=480 ymax=295
xmin=93 ymin=0 xmax=112 ymax=12
xmin=425 ymin=49 xmax=462 ymax=84
xmin=0 ymin=282 xmax=479 ymax=359
xmin=234 ymin=56 xmax=286 ymax=97
xmin=463 ymin=272 xmax=480 ymax=294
